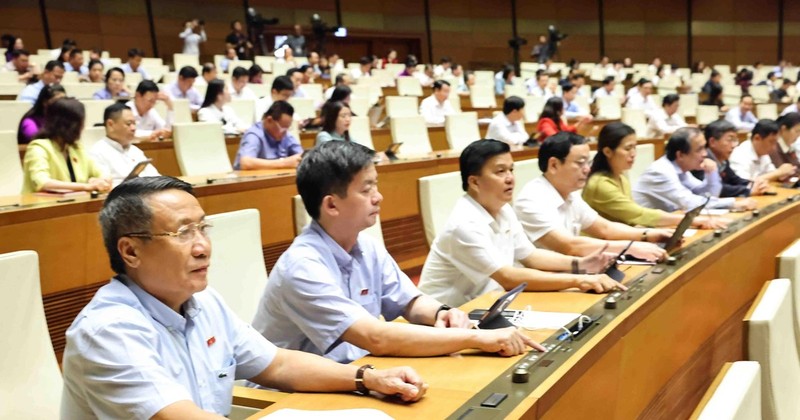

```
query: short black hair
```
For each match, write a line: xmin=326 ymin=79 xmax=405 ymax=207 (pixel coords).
xmin=503 ymin=96 xmax=525 ymax=115
xmin=751 ymin=119 xmax=779 ymax=140
xmin=127 ymin=48 xmax=145 ymax=58
xmin=777 ymin=112 xmax=800 ymax=131
xmin=740 ymin=94 xmax=753 ymax=102
xmin=538 ymin=131 xmax=587 ymax=172
xmin=561 ymin=82 xmax=576 ymax=93
xmin=285 ymin=67 xmax=303 ymax=77
xmin=88 ymin=59 xmax=103 ymax=70
xmin=99 ymin=176 xmax=194 ymax=274
xmin=637 ymin=78 xmax=651 ymax=87
xmin=334 ymin=73 xmax=347 ymax=85
xmin=330 ymin=85 xmax=352 ymax=103
xmin=201 ymin=62 xmax=216 ymax=75
xmin=459 ymin=139 xmax=510 ymax=191
xmin=359 ymin=56 xmax=371 ymax=66
xmin=602 ymin=76 xmax=615 ymax=85
xmin=231 ymin=66 xmax=248 ymax=79
xmin=264 ymin=100 xmax=294 ymax=120
xmin=248 ymin=64 xmax=264 ymax=80
xmin=103 ymin=102 xmax=131 ymax=124
xmin=296 ymin=141 xmax=375 ymax=220
xmin=271 ymin=75 xmax=294 ymax=92
xmin=11 ymin=49 xmax=29 ymax=58
xmin=440 ymin=56 xmax=452 ymax=64
xmin=44 ymin=60 xmax=64 ymax=72
xmin=432 ymin=80 xmax=450 ymax=90
xmin=704 ymin=119 xmax=736 ymax=142
xmin=666 ymin=127 xmax=702 ymax=161
xmin=178 ymin=66 xmax=198 ymax=79
xmin=136 ymin=80 xmax=159 ymax=95
xmin=68 ymin=49 xmax=82 ymax=59
xmin=662 ymin=94 xmax=680 ymax=106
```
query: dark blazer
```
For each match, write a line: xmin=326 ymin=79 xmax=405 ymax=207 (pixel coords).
xmin=768 ymin=139 xmax=800 ymax=181
xmin=691 ymin=148 xmax=751 ymax=197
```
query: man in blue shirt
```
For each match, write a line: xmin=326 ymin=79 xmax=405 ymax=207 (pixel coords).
xmin=166 ymin=66 xmax=204 ymax=110
xmin=252 ymin=141 xmax=544 ymax=364
xmin=61 ymin=176 xmax=427 ymax=419
xmin=17 ymin=60 xmax=64 ymax=104
xmin=234 ymin=100 xmax=303 ymax=170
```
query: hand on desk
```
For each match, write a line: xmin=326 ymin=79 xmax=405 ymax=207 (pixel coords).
xmin=577 ymin=244 xmax=616 ymax=273
xmin=627 ymin=242 xmax=668 ymax=262
xmin=478 ymin=326 xmax=547 ymax=355
xmin=733 ymin=198 xmax=757 ymax=212
xmin=435 ymin=308 xmax=471 ymax=328
xmin=364 ymin=366 xmax=428 ymax=402
xmin=750 ymin=178 xmax=771 ymax=196
xmin=577 ymin=274 xmax=627 ymax=294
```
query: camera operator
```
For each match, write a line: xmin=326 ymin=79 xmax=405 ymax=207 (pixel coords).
xmin=180 ymin=18 xmax=206 ymax=56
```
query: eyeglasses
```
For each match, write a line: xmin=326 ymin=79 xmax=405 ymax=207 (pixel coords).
xmin=123 ymin=221 xmax=212 ymax=243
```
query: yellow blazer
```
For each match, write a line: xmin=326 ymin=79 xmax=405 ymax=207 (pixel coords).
xmin=22 ymin=139 xmax=104 ymax=193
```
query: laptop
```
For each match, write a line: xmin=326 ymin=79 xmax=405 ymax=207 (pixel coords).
xmin=661 ymin=196 xmax=711 ymax=252
xmin=467 ymin=282 xmax=527 ymax=329
xmin=384 ymin=142 xmax=403 ymax=161
xmin=122 ymin=159 xmax=152 ymax=182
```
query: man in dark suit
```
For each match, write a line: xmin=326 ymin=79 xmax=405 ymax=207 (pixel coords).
xmin=692 ymin=120 xmax=769 ymax=197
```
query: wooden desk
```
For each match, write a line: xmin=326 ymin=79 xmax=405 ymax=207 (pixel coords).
xmin=251 ymin=189 xmax=800 ymax=419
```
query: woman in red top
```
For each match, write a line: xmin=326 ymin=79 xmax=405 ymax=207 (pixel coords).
xmin=536 ymin=97 xmax=590 ymax=142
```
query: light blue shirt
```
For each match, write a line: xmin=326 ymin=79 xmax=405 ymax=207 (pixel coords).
xmin=63 ymin=62 xmax=88 ymax=75
xmin=564 ymin=100 xmax=582 ymax=118
xmin=121 ymin=62 xmax=151 ymax=80
xmin=92 ymin=87 xmax=130 ymax=100
xmin=632 ymin=155 xmax=735 ymax=211
xmin=233 ymin=121 xmax=303 ymax=169
xmin=724 ymin=106 xmax=759 ymax=131
xmin=61 ymin=276 xmax=276 ymax=419
xmin=17 ymin=80 xmax=44 ymax=103
xmin=166 ymin=81 xmax=203 ymax=110
xmin=252 ymin=221 xmax=421 ymax=364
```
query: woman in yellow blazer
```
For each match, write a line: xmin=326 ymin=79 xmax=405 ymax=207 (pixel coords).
xmin=22 ymin=98 xmax=111 ymax=194
xmin=582 ymin=122 xmax=722 ymax=229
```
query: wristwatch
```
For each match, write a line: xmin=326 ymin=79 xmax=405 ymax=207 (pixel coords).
xmin=354 ymin=364 xmax=375 ymax=395
xmin=434 ymin=304 xmax=452 ymax=320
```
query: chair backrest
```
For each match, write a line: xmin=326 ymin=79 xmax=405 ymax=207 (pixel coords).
xmin=745 ymin=278 xmax=800 ymax=420
xmin=61 ymin=72 xmax=80 ymax=84
xmin=778 ymin=239 xmax=800 ymax=355
xmin=445 ymin=112 xmax=481 ymax=152
xmin=691 ymin=361 xmax=762 ymax=420
xmin=679 ymin=93 xmax=699 ymax=117
xmin=0 ymin=130 xmax=23 ymax=196
xmin=595 ymin=96 xmax=622 ymax=119
xmin=622 ymin=108 xmax=647 ymax=138
xmin=714 ymin=64 xmax=731 ymax=75
xmin=418 ymin=171 xmax=463 ymax=246
xmin=349 ymin=95 xmax=371 ymax=118
xmin=512 ymin=158 xmax=541 ymax=198
xmin=254 ymin=55 xmax=275 ymax=73
xmin=0 ymin=251 xmax=62 ymax=419
xmin=229 ymin=99 xmax=256 ymax=127
xmin=628 ymin=143 xmax=654 ymax=185
xmin=390 ymin=115 xmax=431 ymax=155
xmin=0 ymin=100 xmax=31 ymax=131
xmin=504 ymin=84 xmax=526 ymax=99
xmin=523 ymin=96 xmax=546 ymax=123
xmin=82 ymin=99 xmax=114 ymax=127
xmin=385 ymin=96 xmax=419 ymax=118
xmin=248 ymin=82 xmax=271 ymax=99
xmin=385 ymin=63 xmax=405 ymax=76
xmin=270 ymin=62 xmax=292 ymax=78
xmin=349 ymin=116 xmax=375 ymax=150
xmin=292 ymin=195 xmax=384 ymax=245
xmin=397 ymin=77 xmax=424 ymax=97
xmin=287 ymin=97 xmax=315 ymax=120
xmin=301 ymin=83 xmax=324 ymax=104
xmin=173 ymin=53 xmax=200 ymax=71
xmin=469 ymin=83 xmax=497 ymax=108
xmin=0 ymin=71 xmax=20 ymax=84
xmin=173 ymin=122 xmax=233 ymax=176
xmin=474 ymin=70 xmax=494 ymax=84
xmin=750 ymin=85 xmax=771 ymax=103
xmin=696 ymin=105 xmax=721 ymax=126
xmin=756 ymin=104 xmax=778 ymax=120
xmin=206 ymin=209 xmax=267 ymax=323
xmin=79 ymin=126 xmax=107 ymax=151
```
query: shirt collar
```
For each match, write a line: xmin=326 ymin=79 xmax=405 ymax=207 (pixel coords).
xmin=259 ymin=122 xmax=285 ymax=146
xmin=308 ymin=220 xmax=363 ymax=269
xmin=669 ymin=157 xmax=686 ymax=175
xmin=118 ymin=274 xmax=200 ymax=333
xmin=463 ymin=194 xmax=508 ymax=232
xmin=539 ymin=176 xmax=568 ymax=208
xmin=102 ymin=136 xmax=129 ymax=152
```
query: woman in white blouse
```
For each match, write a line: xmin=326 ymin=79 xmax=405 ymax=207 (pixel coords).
xmin=198 ymin=79 xmax=247 ymax=135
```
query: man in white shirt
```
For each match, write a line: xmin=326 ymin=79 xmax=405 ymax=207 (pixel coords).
xmin=3 ymin=49 xmax=37 ymax=83
xmin=780 ymin=97 xmax=799 ymax=117
xmin=526 ymin=71 xmax=553 ymax=98
xmin=724 ymin=95 xmax=758 ymax=131
xmin=633 ymin=127 xmax=756 ymax=212
xmin=647 ymin=94 xmax=687 ymax=138
xmin=486 ymin=96 xmax=530 ymax=146
xmin=729 ymin=119 xmax=797 ymax=181
xmin=287 ymin=67 xmax=307 ymax=98
xmin=625 ymin=79 xmax=658 ymax=118
xmin=592 ymin=76 xmax=623 ymax=105
xmin=515 ymin=132 xmax=670 ymax=261
xmin=254 ymin=75 xmax=295 ymax=122
xmin=120 ymin=48 xmax=150 ymax=80
xmin=166 ymin=66 xmax=203 ymax=110
xmin=433 ymin=56 xmax=452 ymax=78
xmin=127 ymin=80 xmax=173 ymax=140
xmin=228 ymin=66 xmax=256 ymax=100
xmin=419 ymin=80 xmax=455 ymax=126
xmin=417 ymin=139 xmax=620 ymax=307
xmin=350 ymin=56 xmax=372 ymax=81
xmin=90 ymin=102 xmax=160 ymax=184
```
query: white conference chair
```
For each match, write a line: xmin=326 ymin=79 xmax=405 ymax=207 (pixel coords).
xmin=153 ymin=98 xmax=192 ymax=124
xmin=756 ymin=104 xmax=778 ymax=120
xmin=469 ymin=83 xmax=497 ymax=109
xmin=595 ymin=96 xmax=622 ymax=119
xmin=512 ymin=158 xmax=541 ymax=199
xmin=292 ymin=195 xmax=384 ymax=245
xmin=679 ymin=93 xmax=699 ymax=118
xmin=0 ymin=131 xmax=23 ymax=196
xmin=523 ymin=96 xmax=546 ymax=123
xmin=270 ymin=62 xmax=291 ymax=78
xmin=173 ymin=53 xmax=200 ymax=72
xmin=744 ymin=278 xmax=800 ymax=420
xmin=390 ymin=115 xmax=432 ymax=156
xmin=172 ymin=122 xmax=233 ymax=176
xmin=385 ymin=96 xmax=419 ymax=119
xmin=750 ymin=85 xmax=771 ymax=104
xmin=229 ymin=99 xmax=256 ymax=127
xmin=254 ymin=55 xmax=275 ymax=73
xmin=349 ymin=116 xmax=375 ymax=150
xmin=79 ymin=126 xmax=107 ymax=151
xmin=473 ymin=71 xmax=494 ymax=85
xmin=247 ymin=83 xmax=270 ymax=99
xmin=396 ymin=77 xmax=424 ymax=97
xmin=287 ymin=97 xmax=315 ymax=120
xmin=778 ymin=239 xmax=800 ymax=354
xmin=349 ymin=96 xmax=371 ymax=119
xmin=0 ymin=100 xmax=31 ymax=131
xmin=418 ymin=171 xmax=463 ymax=246
xmin=691 ymin=361 xmax=762 ymax=420
xmin=206 ymin=209 xmax=267 ymax=323
xmin=385 ymin=63 xmax=405 ymax=76
xmin=300 ymin=83 xmax=324 ymax=105
xmin=0 ymin=72 xmax=20 ymax=84
xmin=628 ymin=143 xmax=654 ymax=185
xmin=696 ymin=105 xmax=720 ymax=126
xmin=82 ymin=99 xmax=114 ymax=127
xmin=445 ymin=112 xmax=481 ymax=151
xmin=125 ymin=71 xmax=143 ymax=90
xmin=622 ymin=108 xmax=647 ymax=138
xmin=504 ymin=84 xmax=526 ymax=99
xmin=0 ymin=251 xmax=62 ymax=419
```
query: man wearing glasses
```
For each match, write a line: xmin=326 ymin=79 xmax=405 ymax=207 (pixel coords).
xmin=513 ymin=132 xmax=671 ymax=263
xmin=233 ymin=100 xmax=303 ymax=170
xmin=692 ymin=120 xmax=770 ymax=197
xmin=61 ymin=177 xmax=427 ymax=419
